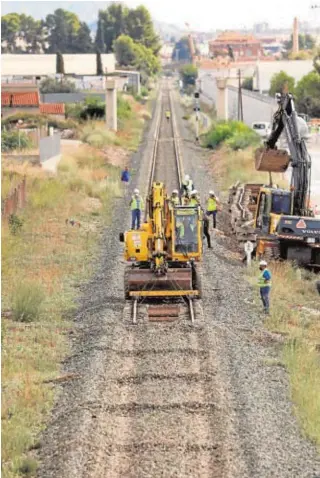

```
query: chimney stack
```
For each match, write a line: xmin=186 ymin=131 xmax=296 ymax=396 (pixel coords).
xmin=292 ymin=17 xmax=299 ymax=54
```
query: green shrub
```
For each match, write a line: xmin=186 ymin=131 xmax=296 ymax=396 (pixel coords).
xmin=1 ymin=131 xmax=33 ymax=152
xmin=117 ymin=94 xmax=132 ymax=120
xmin=18 ymin=457 xmax=38 ymax=476
xmin=226 ymin=130 xmax=260 ymax=150
xmin=47 ymin=118 xmax=78 ymax=130
xmin=65 ymin=103 xmax=84 ymax=120
xmin=81 ymin=125 xmax=120 ymax=148
xmin=2 ymin=112 xmax=49 ymax=127
xmin=12 ymin=282 xmax=45 ymax=322
xmin=141 ymin=86 xmax=149 ymax=97
xmin=8 ymin=214 xmax=24 ymax=235
xmin=203 ymin=120 xmax=259 ymax=150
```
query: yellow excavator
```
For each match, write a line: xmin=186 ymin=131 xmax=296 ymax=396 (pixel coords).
xmin=119 ymin=182 xmax=203 ymax=300
xmin=253 ymin=93 xmax=320 ymax=267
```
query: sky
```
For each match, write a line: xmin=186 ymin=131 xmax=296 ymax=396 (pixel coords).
xmin=1 ymin=0 xmax=320 ymax=31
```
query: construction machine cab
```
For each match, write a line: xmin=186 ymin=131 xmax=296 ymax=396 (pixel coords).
xmin=255 ymin=188 xmax=292 ymax=235
xmin=172 ymin=206 xmax=202 ymax=257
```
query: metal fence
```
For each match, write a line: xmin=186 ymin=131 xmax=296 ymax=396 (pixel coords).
xmin=39 ymin=133 xmax=61 ymax=162
xmin=2 ymin=177 xmax=27 ymax=219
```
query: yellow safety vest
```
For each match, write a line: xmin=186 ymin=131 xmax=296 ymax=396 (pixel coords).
xmin=166 ymin=111 xmax=171 ymax=118
xmin=207 ymin=197 xmax=217 ymax=211
xmin=258 ymin=269 xmax=272 ymax=288
xmin=171 ymin=196 xmax=180 ymax=205
xmin=189 ymin=198 xmax=199 ymax=207
xmin=130 ymin=196 xmax=144 ymax=211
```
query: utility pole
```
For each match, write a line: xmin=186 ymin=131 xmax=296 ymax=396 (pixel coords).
xmin=238 ymin=69 xmax=243 ymax=122
xmin=194 ymin=91 xmax=200 ymax=142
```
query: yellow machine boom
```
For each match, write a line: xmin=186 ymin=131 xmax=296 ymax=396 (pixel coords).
xmin=120 ymin=182 xmax=203 ymax=299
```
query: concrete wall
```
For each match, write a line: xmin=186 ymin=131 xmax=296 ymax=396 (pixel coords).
xmin=39 ymin=133 xmax=60 ymax=162
xmin=200 ymin=73 xmax=277 ymax=126
xmin=41 ymin=92 xmax=105 ymax=104
xmin=2 ymin=107 xmax=40 ymax=118
xmin=1 ymin=54 xmax=115 ymax=76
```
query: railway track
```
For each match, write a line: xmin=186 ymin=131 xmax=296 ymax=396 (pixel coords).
xmin=98 ymin=83 xmax=227 ymax=477
xmin=125 ymin=84 xmax=199 ymax=325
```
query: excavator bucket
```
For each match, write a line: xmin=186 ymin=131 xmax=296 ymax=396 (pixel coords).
xmin=255 ymin=147 xmax=290 ymax=173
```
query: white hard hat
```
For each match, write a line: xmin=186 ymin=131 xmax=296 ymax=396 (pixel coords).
xmin=259 ymin=260 xmax=267 ymax=266
xmin=209 ymin=190 xmax=215 ymax=195
xmin=185 ymin=174 xmax=190 ymax=180
xmin=191 ymin=189 xmax=197 ymax=196
xmin=172 ymin=189 xmax=178 ymax=194
xmin=134 ymin=188 xmax=139 ymax=194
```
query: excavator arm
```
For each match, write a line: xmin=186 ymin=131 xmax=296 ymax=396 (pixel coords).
xmin=258 ymin=93 xmax=312 ymax=216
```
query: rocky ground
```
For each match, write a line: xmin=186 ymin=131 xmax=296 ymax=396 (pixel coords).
xmin=37 ymin=83 xmax=320 ymax=478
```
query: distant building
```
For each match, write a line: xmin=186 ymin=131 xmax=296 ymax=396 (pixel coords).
xmin=209 ymin=32 xmax=262 ymax=60
xmin=253 ymin=23 xmax=269 ymax=34
xmin=1 ymin=54 xmax=115 ymax=78
xmin=1 ymin=83 xmax=64 ymax=119
xmin=253 ymin=60 xmax=314 ymax=93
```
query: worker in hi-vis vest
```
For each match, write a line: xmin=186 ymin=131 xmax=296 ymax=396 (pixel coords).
xmin=170 ymin=189 xmax=180 ymax=207
xmin=130 ymin=189 xmax=144 ymax=230
xmin=206 ymin=191 xmax=219 ymax=228
xmin=181 ymin=174 xmax=194 ymax=198
xmin=258 ymin=260 xmax=272 ymax=314
xmin=189 ymin=190 xmax=200 ymax=207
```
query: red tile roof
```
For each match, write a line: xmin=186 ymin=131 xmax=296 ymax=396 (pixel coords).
xmin=1 ymin=91 xmax=40 ymax=106
xmin=40 ymin=103 xmax=65 ymax=115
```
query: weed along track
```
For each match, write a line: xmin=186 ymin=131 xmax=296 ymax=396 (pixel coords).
xmin=38 ymin=81 xmax=320 ymax=478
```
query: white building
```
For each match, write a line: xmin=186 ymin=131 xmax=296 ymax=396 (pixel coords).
xmin=1 ymin=54 xmax=116 ymax=78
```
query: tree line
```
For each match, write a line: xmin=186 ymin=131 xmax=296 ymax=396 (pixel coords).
xmin=1 ymin=4 xmax=160 ymax=56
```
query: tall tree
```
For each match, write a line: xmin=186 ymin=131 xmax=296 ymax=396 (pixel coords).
xmin=125 ymin=6 xmax=160 ymax=55
xmin=56 ymin=51 xmax=65 ymax=74
xmin=314 ymin=49 xmax=320 ymax=75
xmin=45 ymin=9 xmax=82 ymax=53
xmin=269 ymin=71 xmax=295 ymax=97
xmin=114 ymin=35 xmax=160 ymax=83
xmin=99 ymin=4 xmax=129 ymax=53
xmin=95 ymin=16 xmax=105 ymax=53
xmin=172 ymin=37 xmax=191 ymax=62
xmin=284 ymin=33 xmax=316 ymax=51
xmin=1 ymin=13 xmax=21 ymax=52
xmin=295 ymin=71 xmax=320 ymax=117
xmin=1 ymin=13 xmax=45 ymax=53
xmin=114 ymin=35 xmax=136 ymax=66
xmin=75 ymin=22 xmax=93 ymax=53
xmin=96 ymin=50 xmax=103 ymax=75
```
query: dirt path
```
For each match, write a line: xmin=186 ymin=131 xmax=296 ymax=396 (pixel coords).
xmin=38 ymin=84 xmax=320 ymax=478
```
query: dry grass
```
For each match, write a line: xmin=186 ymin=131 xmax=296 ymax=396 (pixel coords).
xmin=80 ymin=94 xmax=150 ymax=153
xmin=1 ymin=145 xmax=124 ymax=477
xmin=210 ymin=146 xmax=288 ymax=192
xmin=211 ymin=144 xmax=320 ymax=448
xmin=246 ymin=260 xmax=320 ymax=448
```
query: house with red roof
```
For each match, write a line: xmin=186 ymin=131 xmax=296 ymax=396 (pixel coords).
xmin=209 ymin=32 xmax=262 ymax=61
xmin=1 ymin=83 xmax=65 ymax=120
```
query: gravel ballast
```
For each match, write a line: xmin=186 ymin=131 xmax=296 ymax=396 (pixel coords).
xmin=37 ymin=84 xmax=320 ymax=478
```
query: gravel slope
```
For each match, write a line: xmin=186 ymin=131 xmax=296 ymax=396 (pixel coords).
xmin=37 ymin=84 xmax=320 ymax=478
xmin=173 ymin=88 xmax=320 ymax=477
